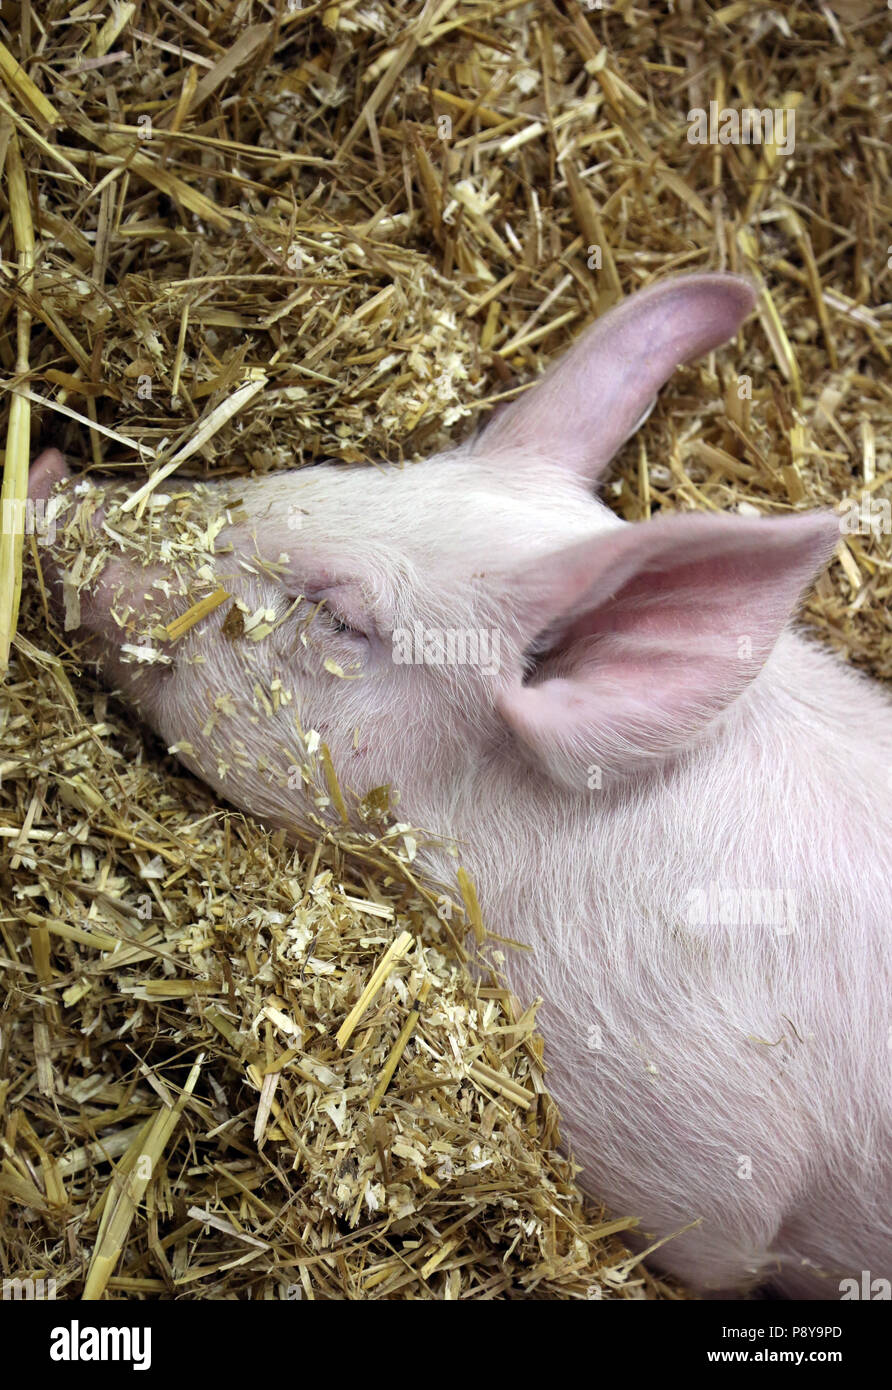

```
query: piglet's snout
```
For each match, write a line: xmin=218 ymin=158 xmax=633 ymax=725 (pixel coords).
xmin=28 ymin=452 xmax=118 ymax=633
xmin=26 ymin=454 xmax=169 ymax=654
xmin=29 ymin=447 xmax=70 ymax=503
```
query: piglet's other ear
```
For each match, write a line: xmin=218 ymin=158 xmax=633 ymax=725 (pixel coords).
xmin=496 ymin=510 xmax=839 ymax=789
xmin=475 ymin=272 xmax=756 ymax=484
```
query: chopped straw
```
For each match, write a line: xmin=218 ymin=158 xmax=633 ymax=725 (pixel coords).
xmin=165 ymin=587 xmax=230 ymax=642
xmin=335 ymin=931 xmax=414 ymax=1050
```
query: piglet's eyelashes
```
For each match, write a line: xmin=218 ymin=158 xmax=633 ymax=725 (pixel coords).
xmin=304 ymin=595 xmax=363 ymax=639
xmin=322 ymin=607 xmax=354 ymax=636
xmin=292 ymin=583 xmax=374 ymax=641
xmin=280 ymin=590 xmax=368 ymax=648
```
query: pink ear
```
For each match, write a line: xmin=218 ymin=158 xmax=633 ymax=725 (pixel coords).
xmin=496 ymin=511 xmax=839 ymax=786
xmin=476 ymin=272 xmax=756 ymax=482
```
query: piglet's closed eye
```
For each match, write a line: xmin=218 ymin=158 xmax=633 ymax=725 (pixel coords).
xmin=496 ymin=509 xmax=840 ymax=785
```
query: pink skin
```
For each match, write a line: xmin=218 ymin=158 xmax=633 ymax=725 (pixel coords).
xmin=28 ymin=447 xmax=69 ymax=501
xmin=27 ymin=273 xmax=892 ymax=1297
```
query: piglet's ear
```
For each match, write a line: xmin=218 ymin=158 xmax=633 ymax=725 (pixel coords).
xmin=496 ymin=510 xmax=839 ymax=788
xmin=475 ymin=272 xmax=756 ymax=483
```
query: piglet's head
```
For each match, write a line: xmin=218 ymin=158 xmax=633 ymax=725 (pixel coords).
xmin=28 ymin=273 xmax=839 ymax=827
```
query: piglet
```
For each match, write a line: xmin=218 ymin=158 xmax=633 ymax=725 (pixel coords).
xmin=28 ymin=273 xmax=892 ymax=1297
